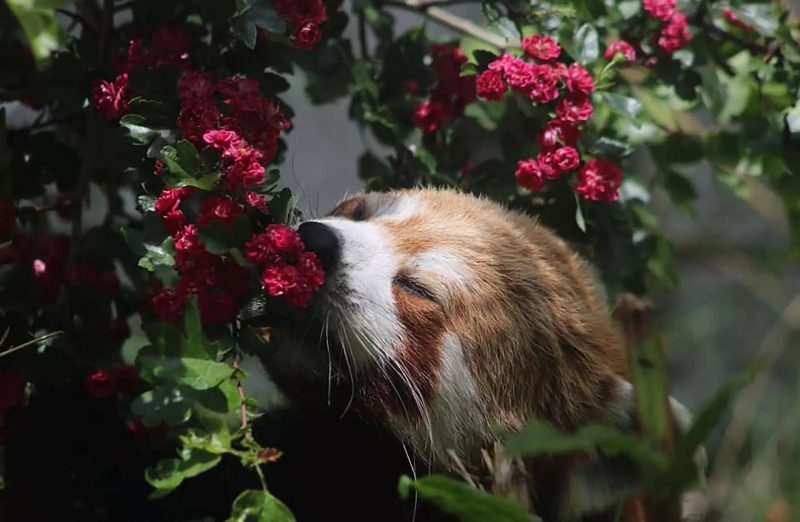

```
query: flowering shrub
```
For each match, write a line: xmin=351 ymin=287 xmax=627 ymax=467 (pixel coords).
xmin=1 ymin=0 xmax=800 ymax=520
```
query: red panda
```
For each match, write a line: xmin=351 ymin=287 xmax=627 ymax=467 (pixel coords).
xmin=255 ymin=188 xmax=698 ymax=521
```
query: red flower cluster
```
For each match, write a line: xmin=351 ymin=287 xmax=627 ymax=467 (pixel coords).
xmin=722 ymin=9 xmax=755 ymax=32
xmin=246 ymin=225 xmax=325 ymax=308
xmin=94 ymin=27 xmax=191 ymax=121
xmin=274 ymin=0 xmax=328 ymax=50
xmin=413 ymin=45 xmax=476 ymax=134
xmin=604 ymin=41 xmax=638 ymax=62
xmin=123 ymin=27 xmax=191 ymax=71
xmin=85 ymin=367 xmax=139 ymax=400
xmin=151 ymin=224 xmax=251 ymax=325
xmin=0 ymin=200 xmax=16 ymax=236
xmin=473 ymin=35 xmax=624 ymax=201
xmin=176 ymin=75 xmax=290 ymax=174
xmin=642 ymin=0 xmax=692 ymax=54
xmin=0 ymin=371 xmax=25 ymax=444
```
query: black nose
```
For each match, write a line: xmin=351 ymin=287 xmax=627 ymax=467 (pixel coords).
xmin=298 ymin=221 xmax=339 ymax=273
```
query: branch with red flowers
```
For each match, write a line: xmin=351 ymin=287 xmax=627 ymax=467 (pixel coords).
xmin=384 ymin=0 xmax=510 ymax=50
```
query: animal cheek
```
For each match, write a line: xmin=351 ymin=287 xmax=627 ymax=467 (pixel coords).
xmin=391 ymin=286 xmax=446 ymax=404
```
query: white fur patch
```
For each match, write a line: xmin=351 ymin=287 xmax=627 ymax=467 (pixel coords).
xmin=372 ymin=195 xmax=422 ymax=222
xmin=409 ymin=250 xmax=473 ymax=305
xmin=312 ymin=217 xmax=405 ymax=370
xmin=409 ymin=333 xmax=487 ymax=464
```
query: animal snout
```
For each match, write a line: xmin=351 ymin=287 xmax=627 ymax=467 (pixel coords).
xmin=298 ymin=221 xmax=340 ymax=273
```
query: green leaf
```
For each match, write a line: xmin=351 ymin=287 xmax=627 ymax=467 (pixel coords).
xmin=398 ymin=475 xmax=540 ymax=522
xmin=573 ymin=23 xmax=599 ymax=64
xmin=140 ymin=356 xmax=234 ymax=390
xmin=131 ymin=386 xmax=192 ymax=427
xmin=232 ymin=14 xmax=257 ymax=49
xmin=249 ymin=3 xmax=285 ymax=33
xmin=660 ymin=169 xmax=697 ymax=216
xmin=506 ymin=420 xmax=668 ymax=472
xmin=227 ymin=489 xmax=296 ymax=522
xmin=182 ymin=297 xmax=226 ymax=358
xmin=175 ymin=173 xmax=220 ymax=191
xmin=138 ymin=236 xmax=176 ymax=272
xmin=666 ymin=362 xmax=759 ymax=491
xmin=146 ymin=458 xmax=184 ymax=490
xmin=269 ymin=188 xmax=294 ymax=225
xmin=177 ymin=447 xmax=222 ymax=479
xmin=480 ymin=3 xmax=520 ymax=42
xmin=734 ymin=4 xmax=778 ymax=37
xmin=602 ymin=92 xmax=643 ymax=124
xmin=120 ymin=114 xmax=171 ymax=145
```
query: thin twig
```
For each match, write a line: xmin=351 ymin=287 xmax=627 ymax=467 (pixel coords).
xmin=357 ymin=11 xmax=369 ymax=59
xmin=232 ymin=350 xmax=251 ymax=437
xmin=0 ymin=331 xmax=65 ymax=359
xmin=384 ymin=0 xmax=510 ymax=50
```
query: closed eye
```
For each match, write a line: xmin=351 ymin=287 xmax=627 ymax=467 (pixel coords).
xmin=393 ymin=274 xmax=437 ymax=302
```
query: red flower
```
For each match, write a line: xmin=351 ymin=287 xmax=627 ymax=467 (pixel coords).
xmin=657 ymin=12 xmax=692 ymax=54
xmin=414 ymin=101 xmax=447 ymax=134
xmin=155 ymin=187 xmax=194 ymax=215
xmin=85 ymin=370 xmax=117 ymax=399
xmin=92 ymin=73 xmax=130 ymax=121
xmin=490 ymin=55 xmax=536 ymax=94
xmin=722 ymin=9 xmax=754 ymax=32
xmin=198 ymin=196 xmax=243 ymax=228
xmin=203 ymin=129 xmax=242 ymax=151
xmin=163 ymin=209 xmax=187 ymax=235
xmin=515 ymin=159 xmax=547 ymax=192
xmin=199 ymin=292 xmax=239 ymax=325
xmin=0 ymin=200 xmax=16 ymax=236
xmin=476 ymin=70 xmax=507 ymax=101
xmin=552 ymin=146 xmax=581 ymax=173
xmin=522 ymin=35 xmax=562 ymax=62
xmin=174 ymin=224 xmax=204 ymax=254
xmin=298 ymin=251 xmax=325 ymax=288
xmin=261 ymin=263 xmax=300 ymax=298
xmin=126 ymin=27 xmax=191 ymax=71
xmin=244 ymin=192 xmax=269 ymax=213
xmin=246 ymin=225 xmax=305 ymax=265
xmin=577 ymin=159 xmax=623 ymax=203
xmin=604 ymin=41 xmax=638 ymax=62
xmin=539 ymin=119 xmax=581 ymax=150
xmin=294 ymin=20 xmax=323 ymax=50
xmin=112 ymin=367 xmax=139 ymax=395
xmin=564 ymin=64 xmax=595 ymax=95
xmin=643 ymin=0 xmax=676 ymax=21
xmin=556 ymin=94 xmax=594 ymax=123
xmin=528 ymin=64 xmax=561 ymax=104
xmin=536 ymin=151 xmax=560 ymax=180
xmin=154 ymin=160 xmax=166 ymax=176
xmin=152 ymin=288 xmax=184 ymax=323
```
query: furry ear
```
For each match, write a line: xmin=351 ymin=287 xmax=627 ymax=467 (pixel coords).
xmin=559 ymin=379 xmax=706 ymax=521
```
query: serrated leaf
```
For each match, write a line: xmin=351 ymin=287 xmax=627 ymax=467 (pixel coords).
xmin=177 ymin=448 xmax=222 ymax=478
xmin=120 ymin=114 xmax=171 ymax=145
xmin=573 ymin=23 xmax=599 ymax=64
xmin=398 ymin=475 xmax=540 ymax=522
xmin=227 ymin=489 xmax=296 ymax=522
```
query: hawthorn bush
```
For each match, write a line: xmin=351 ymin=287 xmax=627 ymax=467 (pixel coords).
xmin=0 ymin=0 xmax=799 ymax=520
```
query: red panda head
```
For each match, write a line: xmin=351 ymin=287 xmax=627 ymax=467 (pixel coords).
xmin=259 ymin=188 xmax=696 ymax=519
